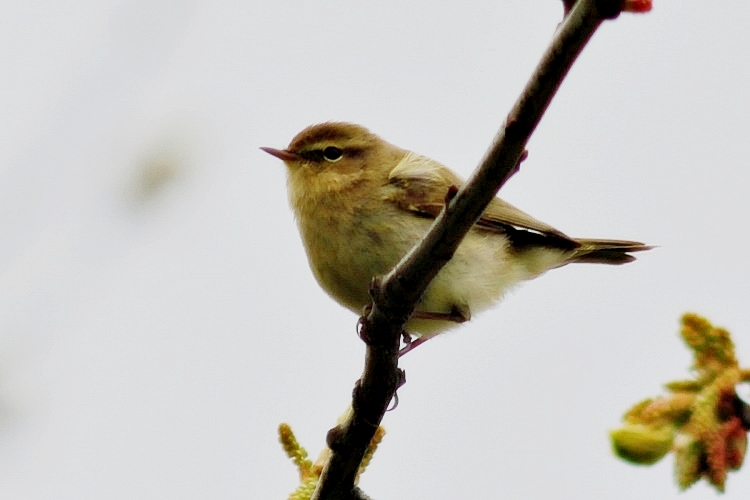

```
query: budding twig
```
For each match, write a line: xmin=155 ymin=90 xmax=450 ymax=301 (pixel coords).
xmin=311 ymin=1 xmax=635 ymax=498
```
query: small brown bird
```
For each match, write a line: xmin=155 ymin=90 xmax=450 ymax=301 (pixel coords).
xmin=262 ymin=122 xmax=649 ymax=342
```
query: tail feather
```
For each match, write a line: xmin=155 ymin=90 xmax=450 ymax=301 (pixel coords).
xmin=571 ymin=239 xmax=652 ymax=265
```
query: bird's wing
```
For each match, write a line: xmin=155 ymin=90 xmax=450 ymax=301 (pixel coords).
xmin=386 ymin=151 xmax=573 ymax=241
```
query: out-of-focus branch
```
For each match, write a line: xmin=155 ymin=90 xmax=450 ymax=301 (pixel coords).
xmin=311 ymin=1 xmax=633 ymax=498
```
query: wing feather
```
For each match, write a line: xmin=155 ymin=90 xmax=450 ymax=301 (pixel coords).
xmin=386 ymin=152 xmax=573 ymax=241
xmin=385 ymin=151 xmax=651 ymax=262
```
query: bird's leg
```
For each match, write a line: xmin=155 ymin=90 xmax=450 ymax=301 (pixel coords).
xmin=411 ymin=304 xmax=471 ymax=324
xmin=398 ymin=305 xmax=470 ymax=357
xmin=398 ymin=333 xmax=430 ymax=357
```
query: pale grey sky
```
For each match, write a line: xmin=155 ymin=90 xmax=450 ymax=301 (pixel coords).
xmin=1 ymin=1 xmax=749 ymax=498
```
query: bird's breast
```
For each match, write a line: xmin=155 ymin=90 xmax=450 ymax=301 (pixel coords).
xmin=293 ymin=199 xmax=425 ymax=313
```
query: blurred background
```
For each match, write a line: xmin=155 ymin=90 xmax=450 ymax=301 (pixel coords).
xmin=1 ymin=1 xmax=749 ymax=498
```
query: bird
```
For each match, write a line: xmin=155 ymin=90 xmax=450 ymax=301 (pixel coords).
xmin=262 ymin=122 xmax=649 ymax=347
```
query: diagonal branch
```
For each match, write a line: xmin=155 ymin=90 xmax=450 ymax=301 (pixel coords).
xmin=311 ymin=1 xmax=631 ymax=498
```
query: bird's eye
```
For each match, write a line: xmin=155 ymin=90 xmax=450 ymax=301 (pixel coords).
xmin=322 ymin=146 xmax=343 ymax=163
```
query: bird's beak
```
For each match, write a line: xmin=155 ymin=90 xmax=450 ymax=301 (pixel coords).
xmin=260 ymin=147 xmax=301 ymax=162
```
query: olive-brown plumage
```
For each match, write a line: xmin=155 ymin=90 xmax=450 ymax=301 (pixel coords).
xmin=262 ymin=122 xmax=649 ymax=337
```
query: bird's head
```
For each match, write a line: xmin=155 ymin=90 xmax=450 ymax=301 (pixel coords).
xmin=262 ymin=122 xmax=405 ymax=203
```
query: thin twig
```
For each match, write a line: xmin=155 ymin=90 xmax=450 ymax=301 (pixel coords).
xmin=311 ymin=1 xmax=625 ymax=498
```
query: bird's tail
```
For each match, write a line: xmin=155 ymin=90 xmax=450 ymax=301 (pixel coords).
xmin=570 ymin=239 xmax=652 ymax=265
